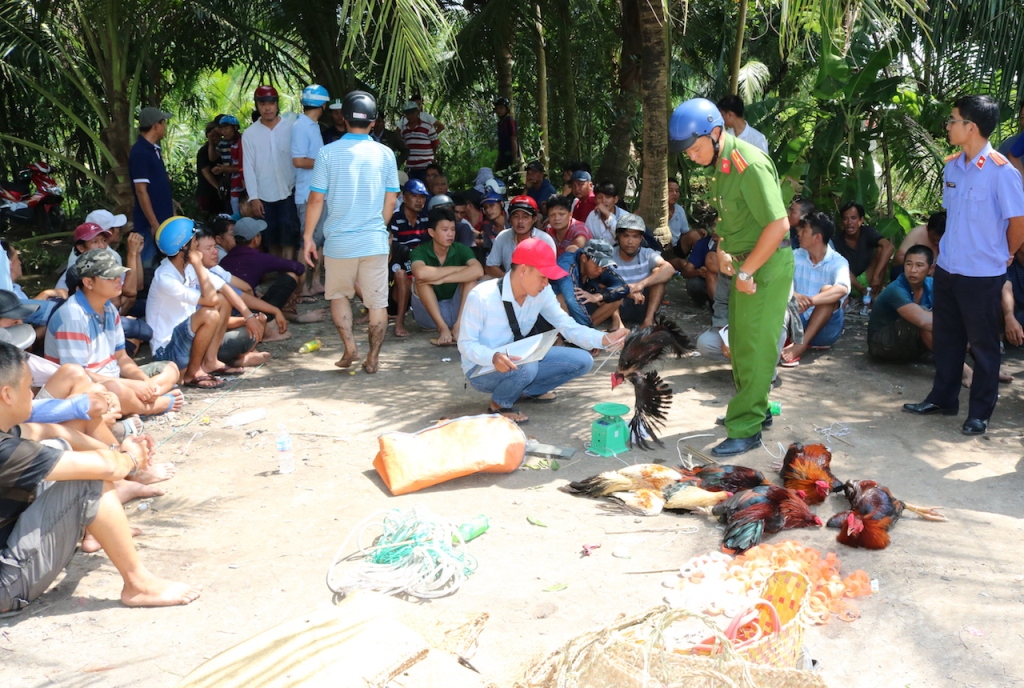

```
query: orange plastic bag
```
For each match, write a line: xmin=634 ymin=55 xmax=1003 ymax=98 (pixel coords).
xmin=373 ymin=414 xmax=527 ymax=495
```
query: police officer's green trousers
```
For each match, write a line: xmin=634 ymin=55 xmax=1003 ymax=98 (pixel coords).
xmin=725 ymin=248 xmax=794 ymax=438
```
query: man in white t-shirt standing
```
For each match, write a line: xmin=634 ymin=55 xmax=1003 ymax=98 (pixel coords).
xmin=397 ymin=93 xmax=444 ymax=135
xmin=243 ymin=85 xmax=299 ymax=260
xmin=717 ymin=95 xmax=769 ymax=154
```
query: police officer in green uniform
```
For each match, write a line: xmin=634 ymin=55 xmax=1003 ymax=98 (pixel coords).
xmin=670 ymin=98 xmax=793 ymax=456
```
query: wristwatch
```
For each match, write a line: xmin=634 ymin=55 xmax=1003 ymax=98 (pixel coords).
xmin=737 ymin=271 xmax=752 ymax=282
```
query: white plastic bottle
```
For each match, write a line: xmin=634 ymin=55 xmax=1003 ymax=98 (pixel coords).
xmin=276 ymin=425 xmax=295 ymax=474
xmin=860 ymin=287 xmax=872 ymax=316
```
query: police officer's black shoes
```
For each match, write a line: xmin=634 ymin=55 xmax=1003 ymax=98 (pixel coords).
xmin=711 ymin=433 xmax=762 ymax=457
xmin=962 ymin=418 xmax=987 ymax=435
xmin=902 ymin=402 xmax=958 ymax=416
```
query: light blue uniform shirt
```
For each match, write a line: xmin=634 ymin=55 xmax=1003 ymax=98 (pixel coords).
xmin=309 ymin=134 xmax=400 ymax=260
xmin=939 ymin=143 xmax=1024 ymax=277
xmin=291 ymin=113 xmax=324 ymax=205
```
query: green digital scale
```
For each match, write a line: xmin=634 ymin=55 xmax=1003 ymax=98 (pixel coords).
xmin=590 ymin=402 xmax=631 ymax=457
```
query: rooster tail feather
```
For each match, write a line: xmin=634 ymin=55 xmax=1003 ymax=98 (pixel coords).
xmin=653 ymin=315 xmax=692 ymax=356
xmin=825 ymin=510 xmax=852 ymax=529
xmin=722 ymin=520 xmax=765 ymax=554
xmin=628 ymin=371 xmax=672 ymax=450
xmin=903 ymin=503 xmax=948 ymax=522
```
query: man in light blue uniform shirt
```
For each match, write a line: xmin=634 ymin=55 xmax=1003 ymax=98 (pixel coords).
xmin=293 ymin=85 xmax=329 ymax=295
xmin=904 ymin=95 xmax=1024 ymax=436
xmin=303 ymin=91 xmax=400 ymax=375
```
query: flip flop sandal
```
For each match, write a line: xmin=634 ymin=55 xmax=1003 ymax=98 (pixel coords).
xmin=521 ymin=393 xmax=557 ymax=403
xmin=184 ymin=375 xmax=225 ymax=390
xmin=486 ymin=406 xmax=528 ymax=424
xmin=429 ymin=338 xmax=457 ymax=346
xmin=779 ymin=358 xmax=800 ymax=368
xmin=211 ymin=366 xmax=245 ymax=376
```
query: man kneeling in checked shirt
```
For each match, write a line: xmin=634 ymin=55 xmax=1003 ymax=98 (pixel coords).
xmin=458 ymin=238 xmax=628 ymax=425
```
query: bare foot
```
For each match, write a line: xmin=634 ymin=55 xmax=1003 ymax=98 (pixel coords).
xmin=393 ymin=322 xmax=410 ymax=338
xmin=291 ymin=309 xmax=327 ymax=324
xmin=83 ymin=528 xmax=142 ymax=553
xmin=261 ymin=322 xmax=292 ymax=342
xmin=362 ymin=359 xmax=379 ymax=374
xmin=431 ymin=328 xmax=455 ymax=346
xmin=115 ymin=480 xmax=165 ymax=503
xmin=1000 ymin=369 xmax=1014 ymax=383
xmin=121 ymin=574 xmax=202 ymax=607
xmin=488 ymin=403 xmax=528 ymax=423
xmin=131 ymin=462 xmax=177 ymax=485
xmin=335 ymin=352 xmax=360 ymax=369
xmin=962 ymin=364 xmax=974 ymax=388
xmin=147 ymin=389 xmax=184 ymax=415
xmin=235 ymin=351 xmax=271 ymax=366
xmin=781 ymin=342 xmax=806 ymax=363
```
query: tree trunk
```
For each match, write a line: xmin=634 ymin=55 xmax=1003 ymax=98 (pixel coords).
xmin=533 ymin=0 xmax=549 ymax=170
xmin=494 ymin=30 xmax=514 ymax=103
xmin=728 ymin=0 xmax=749 ymax=95
xmin=597 ymin=0 xmax=641 ymax=195
xmin=635 ymin=0 xmax=670 ymax=246
xmin=553 ymin=0 xmax=580 ymax=163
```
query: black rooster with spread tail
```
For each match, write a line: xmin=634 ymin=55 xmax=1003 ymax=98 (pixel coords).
xmin=610 ymin=316 xmax=691 ymax=449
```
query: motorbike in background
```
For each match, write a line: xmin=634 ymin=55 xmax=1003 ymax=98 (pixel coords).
xmin=0 ymin=162 xmax=65 ymax=233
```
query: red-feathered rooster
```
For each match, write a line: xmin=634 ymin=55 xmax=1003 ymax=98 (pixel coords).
xmin=610 ymin=316 xmax=691 ymax=449
xmin=712 ymin=485 xmax=822 ymax=554
xmin=827 ymin=479 xmax=946 ymax=550
xmin=777 ymin=442 xmax=844 ymax=505
xmin=678 ymin=464 xmax=767 ymax=493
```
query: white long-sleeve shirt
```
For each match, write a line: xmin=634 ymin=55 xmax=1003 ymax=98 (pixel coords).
xmin=458 ymin=273 xmax=606 ymax=375
xmin=241 ymin=115 xmax=296 ymax=203
xmin=585 ymin=206 xmax=627 ymax=243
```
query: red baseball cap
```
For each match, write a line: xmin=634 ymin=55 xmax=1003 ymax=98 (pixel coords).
xmin=74 ymin=222 xmax=111 ymax=243
xmin=511 ymin=238 xmax=567 ymax=280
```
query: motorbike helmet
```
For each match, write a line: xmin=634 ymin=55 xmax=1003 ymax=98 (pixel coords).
xmin=669 ymin=98 xmax=724 ymax=156
xmin=402 ymin=179 xmax=429 ymax=197
xmin=300 ymin=84 xmax=330 ymax=108
xmin=27 ymin=162 xmax=52 ymax=175
xmin=493 ymin=97 xmax=510 ymax=109
xmin=480 ymin=191 xmax=505 ymax=207
xmin=218 ymin=114 xmax=239 ymax=127
xmin=508 ymin=195 xmax=538 ymax=216
xmin=342 ymin=90 xmax=378 ymax=124
xmin=254 ymin=85 xmax=279 ymax=103
xmin=427 ymin=194 xmax=455 ymax=210
xmin=155 ymin=216 xmax=197 ymax=256
xmin=484 ymin=178 xmax=507 ymax=197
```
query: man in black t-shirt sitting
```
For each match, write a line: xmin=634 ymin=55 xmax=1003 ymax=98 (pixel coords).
xmin=0 ymin=343 xmax=201 ymax=612
xmin=834 ymin=201 xmax=894 ymax=299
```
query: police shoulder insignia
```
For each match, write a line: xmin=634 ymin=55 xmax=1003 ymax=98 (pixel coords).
xmin=730 ymin=149 xmax=748 ymax=173
xmin=944 ymin=152 xmax=959 ymax=163
xmin=990 ymin=151 xmax=1009 ymax=166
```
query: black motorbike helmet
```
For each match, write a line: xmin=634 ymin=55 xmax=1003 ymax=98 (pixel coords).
xmin=342 ymin=91 xmax=378 ymax=125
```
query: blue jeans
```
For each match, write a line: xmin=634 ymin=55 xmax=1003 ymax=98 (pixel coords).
xmin=468 ymin=346 xmax=594 ymax=408
xmin=551 ymin=275 xmax=592 ymax=326
xmin=800 ymin=307 xmax=845 ymax=347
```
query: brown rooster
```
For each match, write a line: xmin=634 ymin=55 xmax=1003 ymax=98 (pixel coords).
xmin=712 ymin=485 xmax=822 ymax=554
xmin=610 ymin=316 xmax=691 ymax=449
xmin=827 ymin=479 xmax=946 ymax=550
xmin=778 ymin=442 xmax=844 ymax=505
xmin=678 ymin=464 xmax=767 ymax=493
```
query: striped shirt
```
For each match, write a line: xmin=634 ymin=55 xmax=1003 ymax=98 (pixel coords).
xmin=309 ymin=133 xmax=400 ymax=260
xmin=44 ymin=289 xmax=125 ymax=377
xmin=613 ymin=247 xmax=660 ymax=284
xmin=399 ymin=121 xmax=438 ymax=169
xmin=0 ymin=425 xmax=65 ymax=546
xmin=389 ymin=209 xmax=430 ymax=249
xmin=792 ymin=245 xmax=851 ymax=316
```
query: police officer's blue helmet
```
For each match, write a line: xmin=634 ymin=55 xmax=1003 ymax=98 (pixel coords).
xmin=403 ymin=179 xmax=429 ymax=197
xmin=155 ymin=216 xmax=197 ymax=256
xmin=300 ymin=84 xmax=330 ymax=108
xmin=669 ymin=98 xmax=725 ymax=153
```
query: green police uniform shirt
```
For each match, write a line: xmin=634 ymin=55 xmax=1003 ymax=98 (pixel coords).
xmin=708 ymin=134 xmax=787 ymax=256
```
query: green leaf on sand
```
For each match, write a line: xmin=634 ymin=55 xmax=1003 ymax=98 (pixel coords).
xmin=543 ymin=583 xmax=568 ymax=592
xmin=527 ymin=515 xmax=548 ymax=527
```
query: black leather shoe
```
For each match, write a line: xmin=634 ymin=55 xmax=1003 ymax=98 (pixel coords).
xmin=762 ymin=409 xmax=773 ymax=429
xmin=962 ymin=418 xmax=988 ymax=435
xmin=903 ymin=402 xmax=958 ymax=416
xmin=711 ymin=433 xmax=762 ymax=457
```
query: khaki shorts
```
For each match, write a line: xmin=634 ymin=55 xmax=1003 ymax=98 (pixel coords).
xmin=325 ymin=255 xmax=389 ymax=309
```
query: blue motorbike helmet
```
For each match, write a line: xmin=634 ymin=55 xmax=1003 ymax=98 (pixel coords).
xmin=155 ymin=216 xmax=196 ymax=256
xmin=403 ymin=179 xmax=429 ymax=197
xmin=669 ymin=98 xmax=725 ymax=158
xmin=480 ymin=191 xmax=504 ymax=207
xmin=300 ymin=84 xmax=330 ymax=108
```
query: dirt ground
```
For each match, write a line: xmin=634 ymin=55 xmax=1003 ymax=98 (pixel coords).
xmin=3 ymin=279 xmax=1024 ymax=688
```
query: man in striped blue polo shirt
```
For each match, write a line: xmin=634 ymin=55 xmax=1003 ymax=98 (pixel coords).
xmin=303 ymin=91 xmax=400 ymax=375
